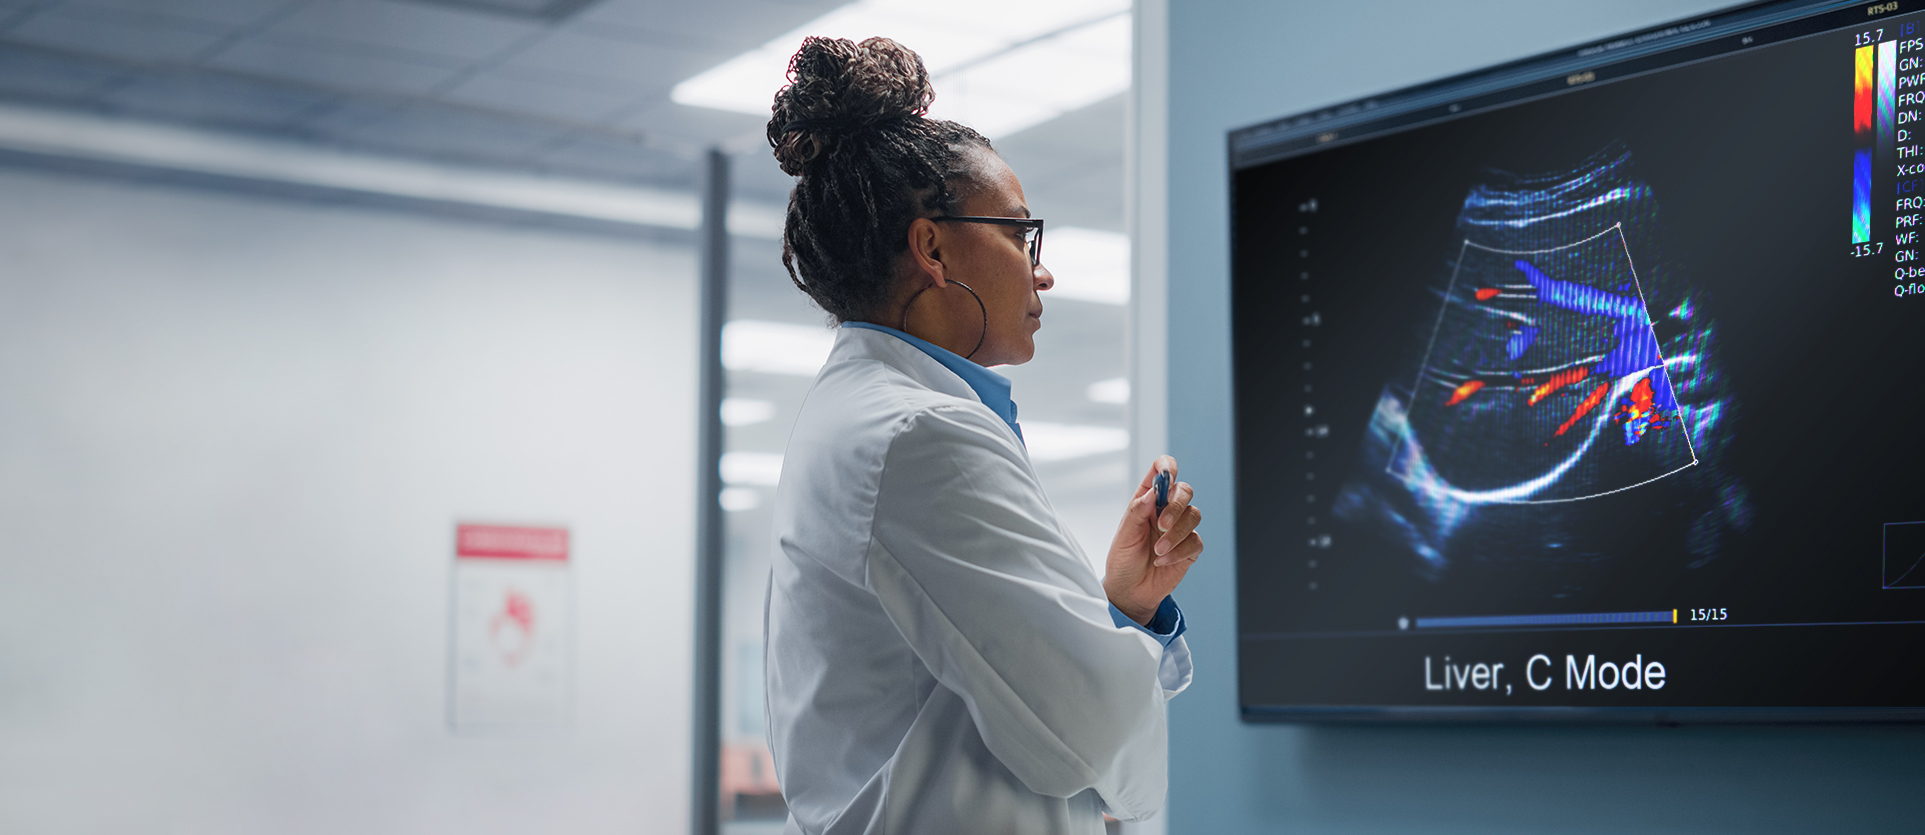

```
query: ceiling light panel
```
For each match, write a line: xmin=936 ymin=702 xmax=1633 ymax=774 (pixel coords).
xmin=720 ymin=397 xmax=777 ymax=426
xmin=1021 ymin=422 xmax=1129 ymax=462
xmin=1086 ymin=377 xmax=1130 ymax=405
xmin=398 ymin=0 xmax=600 ymax=22
xmin=926 ymin=13 xmax=1130 ymax=137
xmin=1043 ymin=226 xmax=1128 ymax=305
xmin=672 ymin=0 xmax=1128 ymax=138
xmin=721 ymin=451 xmax=785 ymax=486
xmin=720 ymin=487 xmax=763 ymax=511
xmin=0 ymin=101 xmax=752 ymax=233
xmin=722 ymin=320 xmax=836 ymax=376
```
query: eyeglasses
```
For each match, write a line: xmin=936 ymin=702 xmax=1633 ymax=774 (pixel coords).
xmin=932 ymin=216 xmax=1045 ymax=267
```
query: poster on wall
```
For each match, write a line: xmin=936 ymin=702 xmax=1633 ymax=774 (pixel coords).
xmin=449 ymin=523 xmax=571 ymax=730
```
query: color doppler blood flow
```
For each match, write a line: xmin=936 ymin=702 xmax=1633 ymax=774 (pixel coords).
xmin=1232 ymin=1 xmax=1925 ymax=718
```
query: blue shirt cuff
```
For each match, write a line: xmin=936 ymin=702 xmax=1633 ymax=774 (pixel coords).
xmin=1109 ymin=596 xmax=1186 ymax=648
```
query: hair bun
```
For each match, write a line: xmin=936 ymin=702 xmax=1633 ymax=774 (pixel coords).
xmin=768 ymin=37 xmax=933 ymax=176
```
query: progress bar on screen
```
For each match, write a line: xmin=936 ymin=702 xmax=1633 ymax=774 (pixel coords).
xmin=1414 ymin=609 xmax=1677 ymax=629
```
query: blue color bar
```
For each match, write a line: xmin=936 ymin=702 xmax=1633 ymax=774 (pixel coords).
xmin=1854 ymin=147 xmax=1872 ymax=244
xmin=1415 ymin=610 xmax=1674 ymax=629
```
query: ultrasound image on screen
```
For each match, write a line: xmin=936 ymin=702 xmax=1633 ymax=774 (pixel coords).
xmin=1231 ymin=3 xmax=1925 ymax=717
xmin=1334 ymin=144 xmax=1753 ymax=582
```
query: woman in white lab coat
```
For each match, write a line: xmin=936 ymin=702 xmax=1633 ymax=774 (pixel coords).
xmin=762 ymin=36 xmax=1205 ymax=835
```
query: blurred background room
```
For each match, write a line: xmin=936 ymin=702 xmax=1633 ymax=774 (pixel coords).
xmin=0 ymin=1 xmax=1133 ymax=832
xmin=3 ymin=1 xmax=1922 ymax=834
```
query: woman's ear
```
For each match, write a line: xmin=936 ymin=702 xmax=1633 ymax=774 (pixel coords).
xmin=906 ymin=217 xmax=948 ymax=286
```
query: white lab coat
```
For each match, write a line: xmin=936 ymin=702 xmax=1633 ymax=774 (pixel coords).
xmin=765 ymin=326 xmax=1192 ymax=835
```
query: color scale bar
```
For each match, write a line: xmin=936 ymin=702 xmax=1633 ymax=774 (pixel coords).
xmin=1855 ymin=147 xmax=1872 ymax=243
xmin=1858 ymin=44 xmax=1876 ymax=142
xmin=1881 ymin=40 xmax=1898 ymax=147
xmin=1855 ymin=43 xmax=1876 ymax=244
xmin=1414 ymin=610 xmax=1676 ymax=629
xmin=1855 ymin=44 xmax=1871 ymax=141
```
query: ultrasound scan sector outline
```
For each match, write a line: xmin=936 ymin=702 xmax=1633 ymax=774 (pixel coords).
xmin=1385 ymin=224 xmax=1699 ymax=504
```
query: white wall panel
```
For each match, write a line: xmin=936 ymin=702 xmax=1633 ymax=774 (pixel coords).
xmin=0 ymin=168 xmax=696 ymax=834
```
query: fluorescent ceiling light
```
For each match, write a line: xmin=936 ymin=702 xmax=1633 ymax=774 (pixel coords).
xmin=722 ymin=320 xmax=836 ymax=377
xmin=728 ymin=203 xmax=787 ymax=238
xmin=0 ymin=102 xmax=786 ymax=238
xmin=929 ymin=13 xmax=1129 ymax=138
xmin=1022 ymin=421 xmax=1128 ymax=462
xmin=1044 ymin=227 xmax=1129 ymax=305
xmin=673 ymin=0 xmax=1130 ymax=138
xmin=399 ymin=0 xmax=597 ymax=21
xmin=721 ymin=451 xmax=785 ymax=486
xmin=720 ymin=397 xmax=777 ymax=426
xmin=719 ymin=487 xmax=763 ymax=511
xmin=1085 ymin=377 xmax=1130 ymax=405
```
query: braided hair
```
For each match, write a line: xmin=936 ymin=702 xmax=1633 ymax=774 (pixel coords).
xmin=768 ymin=36 xmax=992 ymax=323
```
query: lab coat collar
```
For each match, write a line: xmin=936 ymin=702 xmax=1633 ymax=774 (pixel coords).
xmin=834 ymin=323 xmax=1022 ymax=441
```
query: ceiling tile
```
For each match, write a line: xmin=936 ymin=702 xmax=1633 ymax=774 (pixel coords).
xmin=5 ymin=4 xmax=227 ymax=63
xmin=264 ymin=0 xmax=542 ymax=64
xmin=497 ymin=28 xmax=715 ymax=93
xmin=98 ymin=68 xmax=340 ymax=131
xmin=315 ymin=101 xmax=568 ymax=163
xmin=206 ymin=33 xmax=460 ymax=96
xmin=611 ymin=98 xmax=763 ymax=146
xmin=295 ymin=97 xmax=398 ymax=134
xmin=403 ymin=0 xmax=601 ymax=22
xmin=572 ymin=0 xmax=845 ymax=49
xmin=0 ymin=0 xmax=1120 ymax=256
xmin=0 ymin=43 xmax=131 ymax=101
xmin=440 ymin=65 xmax=637 ymax=123
xmin=58 ymin=0 xmax=301 ymax=29
xmin=533 ymin=130 xmax=697 ymax=187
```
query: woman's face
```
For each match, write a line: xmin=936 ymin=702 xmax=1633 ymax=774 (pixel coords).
xmin=910 ymin=150 xmax=1055 ymax=367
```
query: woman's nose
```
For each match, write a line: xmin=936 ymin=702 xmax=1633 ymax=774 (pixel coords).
xmin=1033 ymin=264 xmax=1055 ymax=291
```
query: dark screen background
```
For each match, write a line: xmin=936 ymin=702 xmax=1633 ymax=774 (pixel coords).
xmin=1233 ymin=21 xmax=1925 ymax=713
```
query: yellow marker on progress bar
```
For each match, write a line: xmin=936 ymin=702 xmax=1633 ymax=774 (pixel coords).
xmin=1673 ymin=609 xmax=1678 ymax=624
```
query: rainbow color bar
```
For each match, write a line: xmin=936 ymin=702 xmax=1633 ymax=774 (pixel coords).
xmin=1855 ymin=43 xmax=1878 ymax=244
xmin=1881 ymin=40 xmax=1898 ymax=146
xmin=1855 ymin=148 xmax=1872 ymax=243
xmin=1857 ymin=44 xmax=1876 ymax=142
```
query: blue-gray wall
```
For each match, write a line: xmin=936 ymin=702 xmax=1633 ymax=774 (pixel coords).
xmin=1162 ymin=2 xmax=1925 ymax=832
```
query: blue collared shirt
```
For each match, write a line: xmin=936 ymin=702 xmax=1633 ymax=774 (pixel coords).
xmin=842 ymin=321 xmax=1184 ymax=647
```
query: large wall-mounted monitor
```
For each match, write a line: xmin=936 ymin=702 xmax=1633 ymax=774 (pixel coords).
xmin=1232 ymin=0 xmax=1925 ymax=721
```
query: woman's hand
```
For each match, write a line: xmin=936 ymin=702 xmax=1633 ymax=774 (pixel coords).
xmin=1104 ymin=455 xmax=1203 ymax=626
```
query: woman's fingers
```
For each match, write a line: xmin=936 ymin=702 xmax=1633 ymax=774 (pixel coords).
xmin=1135 ymin=455 xmax=1180 ymax=493
xmin=1156 ymin=481 xmax=1196 ymax=532
xmin=1111 ymin=489 xmax=1158 ymax=563
xmin=1171 ymin=532 xmax=1204 ymax=565
xmin=1125 ymin=456 xmax=1201 ymax=569
xmin=1127 ymin=483 xmax=1158 ymax=526
xmin=1156 ymin=529 xmax=1204 ymax=567
xmin=1154 ymin=505 xmax=1204 ymax=564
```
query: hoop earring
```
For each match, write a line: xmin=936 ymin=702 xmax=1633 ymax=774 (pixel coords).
xmin=898 ymin=280 xmax=988 ymax=360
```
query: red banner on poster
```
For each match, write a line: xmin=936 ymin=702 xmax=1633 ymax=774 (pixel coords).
xmin=456 ymin=524 xmax=568 ymax=562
